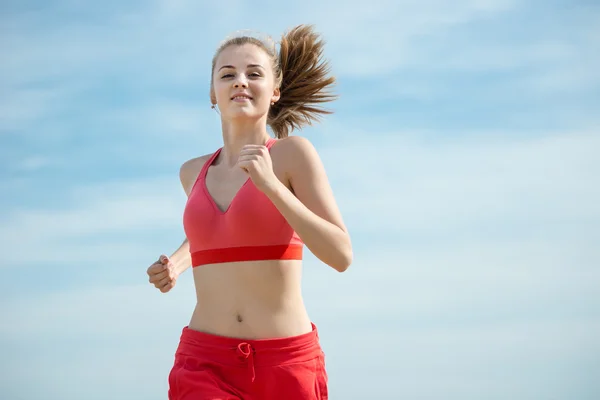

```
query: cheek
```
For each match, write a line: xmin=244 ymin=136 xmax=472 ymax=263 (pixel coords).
xmin=214 ymin=83 xmax=228 ymax=101
xmin=213 ymin=77 xmax=231 ymax=96
xmin=253 ymin=82 xmax=275 ymax=101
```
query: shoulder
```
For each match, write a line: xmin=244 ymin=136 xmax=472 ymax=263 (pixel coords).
xmin=271 ymin=136 xmax=321 ymax=169
xmin=271 ymin=135 xmax=325 ymax=183
xmin=272 ymin=135 xmax=316 ymax=154
xmin=179 ymin=153 xmax=213 ymax=196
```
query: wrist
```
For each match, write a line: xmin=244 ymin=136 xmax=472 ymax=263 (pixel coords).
xmin=175 ymin=259 xmax=189 ymax=276
xmin=261 ymin=177 xmax=286 ymax=199
xmin=168 ymin=254 xmax=185 ymax=276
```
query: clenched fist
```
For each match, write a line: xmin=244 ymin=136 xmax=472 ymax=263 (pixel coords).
xmin=237 ymin=144 xmax=279 ymax=194
xmin=147 ymin=255 xmax=178 ymax=293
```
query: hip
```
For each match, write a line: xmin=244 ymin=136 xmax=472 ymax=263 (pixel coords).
xmin=168 ymin=322 xmax=328 ymax=399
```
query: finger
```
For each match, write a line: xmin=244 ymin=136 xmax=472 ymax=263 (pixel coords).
xmin=237 ymin=159 xmax=252 ymax=167
xmin=237 ymin=154 xmax=261 ymax=162
xmin=160 ymin=281 xmax=175 ymax=293
xmin=239 ymin=148 xmax=265 ymax=156
xmin=154 ymin=276 xmax=171 ymax=289
xmin=149 ymin=269 xmax=168 ymax=283
xmin=147 ymin=263 xmax=163 ymax=275
xmin=159 ymin=255 xmax=170 ymax=265
xmin=157 ymin=277 xmax=176 ymax=292
xmin=237 ymin=159 xmax=261 ymax=168
xmin=148 ymin=262 xmax=167 ymax=275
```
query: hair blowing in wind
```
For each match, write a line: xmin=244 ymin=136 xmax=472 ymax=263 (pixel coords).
xmin=268 ymin=25 xmax=338 ymax=138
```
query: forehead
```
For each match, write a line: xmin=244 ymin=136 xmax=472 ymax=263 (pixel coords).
xmin=216 ymin=44 xmax=271 ymax=68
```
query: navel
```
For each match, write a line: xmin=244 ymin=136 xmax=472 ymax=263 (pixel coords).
xmin=236 ymin=314 xmax=243 ymax=323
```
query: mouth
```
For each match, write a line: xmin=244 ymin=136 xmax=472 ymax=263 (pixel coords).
xmin=231 ymin=94 xmax=253 ymax=101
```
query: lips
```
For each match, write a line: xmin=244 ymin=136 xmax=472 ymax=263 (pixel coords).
xmin=231 ymin=93 xmax=253 ymax=101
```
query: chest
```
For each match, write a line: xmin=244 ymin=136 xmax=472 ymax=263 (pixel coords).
xmin=205 ymin=167 xmax=249 ymax=213
xmin=204 ymin=162 xmax=291 ymax=214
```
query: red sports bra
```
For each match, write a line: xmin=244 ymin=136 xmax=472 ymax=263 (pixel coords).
xmin=182 ymin=138 xmax=304 ymax=267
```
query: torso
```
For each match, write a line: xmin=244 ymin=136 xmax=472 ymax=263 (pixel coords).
xmin=190 ymin=260 xmax=311 ymax=339
xmin=181 ymin=139 xmax=312 ymax=339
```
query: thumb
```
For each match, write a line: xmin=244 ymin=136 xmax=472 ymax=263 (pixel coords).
xmin=159 ymin=255 xmax=170 ymax=266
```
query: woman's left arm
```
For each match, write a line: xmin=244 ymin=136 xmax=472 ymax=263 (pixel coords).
xmin=263 ymin=136 xmax=353 ymax=272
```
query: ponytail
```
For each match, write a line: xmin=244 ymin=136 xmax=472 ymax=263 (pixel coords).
xmin=268 ymin=25 xmax=337 ymax=138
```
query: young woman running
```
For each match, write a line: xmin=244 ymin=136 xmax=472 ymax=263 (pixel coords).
xmin=146 ymin=24 xmax=352 ymax=400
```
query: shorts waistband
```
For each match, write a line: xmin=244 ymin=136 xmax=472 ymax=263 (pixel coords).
xmin=175 ymin=323 xmax=322 ymax=368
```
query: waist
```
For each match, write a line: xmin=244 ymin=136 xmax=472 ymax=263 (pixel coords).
xmin=189 ymin=313 xmax=313 ymax=341
xmin=175 ymin=322 xmax=322 ymax=367
xmin=191 ymin=260 xmax=308 ymax=338
xmin=191 ymin=244 xmax=303 ymax=267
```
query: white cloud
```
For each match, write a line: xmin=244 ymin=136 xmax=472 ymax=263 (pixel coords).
xmin=2 ymin=0 xmax=595 ymax=142
xmin=298 ymin=0 xmax=518 ymax=76
xmin=0 ymin=280 xmax=196 ymax=339
xmin=0 ymin=84 xmax=82 ymax=133
xmin=1 ymin=0 xmax=518 ymax=90
xmin=0 ymin=282 xmax=194 ymax=399
xmin=319 ymin=130 xmax=600 ymax=235
xmin=0 ymin=177 xmax=187 ymax=265
xmin=12 ymin=155 xmax=59 ymax=172
xmin=1 ymin=1 xmax=226 ymax=87
xmin=526 ymin=57 xmax=600 ymax=94
xmin=101 ymin=98 xmax=220 ymax=139
xmin=320 ymin=318 xmax=599 ymax=399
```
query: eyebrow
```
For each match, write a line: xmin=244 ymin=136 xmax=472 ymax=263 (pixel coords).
xmin=218 ymin=64 xmax=265 ymax=71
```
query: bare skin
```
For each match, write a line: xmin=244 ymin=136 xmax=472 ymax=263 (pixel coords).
xmin=186 ymin=141 xmax=312 ymax=339
xmin=146 ymin=43 xmax=352 ymax=340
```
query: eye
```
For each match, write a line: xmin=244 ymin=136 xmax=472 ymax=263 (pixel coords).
xmin=249 ymin=72 xmax=262 ymax=78
xmin=221 ymin=74 xmax=233 ymax=79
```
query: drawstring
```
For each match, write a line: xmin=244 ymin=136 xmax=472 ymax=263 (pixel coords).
xmin=236 ymin=342 xmax=255 ymax=382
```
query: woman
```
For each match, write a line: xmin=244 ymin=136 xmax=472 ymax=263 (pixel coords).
xmin=147 ymin=24 xmax=352 ymax=400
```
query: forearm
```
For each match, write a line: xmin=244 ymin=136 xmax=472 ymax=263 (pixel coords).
xmin=169 ymin=238 xmax=192 ymax=276
xmin=264 ymin=181 xmax=352 ymax=272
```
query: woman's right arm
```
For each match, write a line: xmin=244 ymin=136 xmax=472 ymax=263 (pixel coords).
xmin=147 ymin=155 xmax=210 ymax=292
xmin=166 ymin=238 xmax=191 ymax=278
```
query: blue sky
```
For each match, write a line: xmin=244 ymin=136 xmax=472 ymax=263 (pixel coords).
xmin=1 ymin=0 xmax=599 ymax=399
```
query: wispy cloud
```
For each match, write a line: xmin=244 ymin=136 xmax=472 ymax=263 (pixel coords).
xmin=0 ymin=0 xmax=519 ymax=101
xmin=10 ymin=155 xmax=58 ymax=172
xmin=326 ymin=130 xmax=600 ymax=233
xmin=0 ymin=177 xmax=185 ymax=266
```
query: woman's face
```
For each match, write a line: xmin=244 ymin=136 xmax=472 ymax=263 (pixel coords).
xmin=212 ymin=44 xmax=280 ymax=121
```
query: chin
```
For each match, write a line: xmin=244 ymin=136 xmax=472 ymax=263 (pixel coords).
xmin=227 ymin=108 xmax=268 ymax=121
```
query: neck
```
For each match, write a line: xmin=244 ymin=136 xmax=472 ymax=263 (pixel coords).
xmin=220 ymin=117 xmax=272 ymax=168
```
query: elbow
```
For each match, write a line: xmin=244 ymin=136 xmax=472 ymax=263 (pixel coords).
xmin=332 ymin=247 xmax=353 ymax=273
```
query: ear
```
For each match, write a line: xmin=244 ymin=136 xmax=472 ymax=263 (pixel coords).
xmin=209 ymin=88 xmax=217 ymax=106
xmin=271 ymin=87 xmax=281 ymax=104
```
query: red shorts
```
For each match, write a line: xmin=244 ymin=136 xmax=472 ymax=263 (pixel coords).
xmin=168 ymin=323 xmax=329 ymax=400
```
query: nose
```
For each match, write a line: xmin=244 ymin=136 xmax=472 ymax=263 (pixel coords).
xmin=233 ymin=74 xmax=248 ymax=88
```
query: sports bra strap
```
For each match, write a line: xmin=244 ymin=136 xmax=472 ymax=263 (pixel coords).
xmin=191 ymin=137 xmax=275 ymax=192
xmin=199 ymin=148 xmax=222 ymax=180
xmin=188 ymin=148 xmax=221 ymax=195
